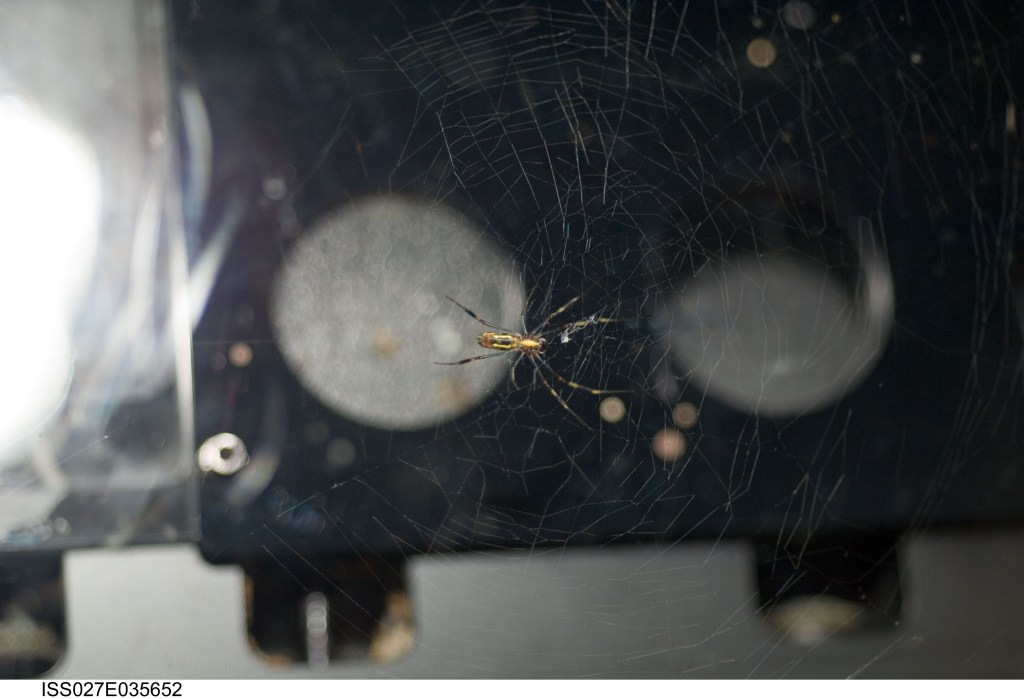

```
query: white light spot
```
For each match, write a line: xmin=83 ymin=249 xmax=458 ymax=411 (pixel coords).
xmin=0 ymin=96 xmax=100 ymax=461
xmin=262 ymin=176 xmax=287 ymax=200
xmin=599 ymin=396 xmax=626 ymax=423
xmin=672 ymin=402 xmax=699 ymax=429
xmin=747 ymin=38 xmax=778 ymax=68
xmin=652 ymin=428 xmax=688 ymax=461
xmin=782 ymin=1 xmax=817 ymax=30
xmin=326 ymin=438 xmax=357 ymax=468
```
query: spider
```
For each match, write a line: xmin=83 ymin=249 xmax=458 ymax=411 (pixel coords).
xmin=436 ymin=292 xmax=622 ymax=426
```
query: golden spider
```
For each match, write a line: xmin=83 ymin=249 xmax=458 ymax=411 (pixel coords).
xmin=436 ymin=292 xmax=623 ymax=426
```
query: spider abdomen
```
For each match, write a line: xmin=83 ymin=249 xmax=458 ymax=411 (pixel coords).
xmin=477 ymin=332 xmax=544 ymax=356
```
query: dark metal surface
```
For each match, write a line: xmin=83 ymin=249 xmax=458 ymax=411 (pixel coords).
xmin=184 ymin=1 xmax=1023 ymax=562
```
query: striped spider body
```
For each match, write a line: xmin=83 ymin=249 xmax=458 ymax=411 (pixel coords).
xmin=477 ymin=331 xmax=544 ymax=356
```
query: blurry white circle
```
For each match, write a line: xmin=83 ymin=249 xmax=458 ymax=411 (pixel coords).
xmin=272 ymin=196 xmax=523 ymax=430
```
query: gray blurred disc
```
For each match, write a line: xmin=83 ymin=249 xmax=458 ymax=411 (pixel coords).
xmin=271 ymin=196 xmax=523 ymax=430
xmin=665 ymin=246 xmax=893 ymax=417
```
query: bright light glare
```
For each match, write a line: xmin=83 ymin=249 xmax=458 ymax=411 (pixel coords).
xmin=0 ymin=95 xmax=100 ymax=459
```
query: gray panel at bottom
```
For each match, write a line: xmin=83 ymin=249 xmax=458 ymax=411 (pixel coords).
xmin=53 ymin=530 xmax=1024 ymax=678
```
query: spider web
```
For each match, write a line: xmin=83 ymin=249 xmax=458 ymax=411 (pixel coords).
xmin=183 ymin=0 xmax=1024 ymax=678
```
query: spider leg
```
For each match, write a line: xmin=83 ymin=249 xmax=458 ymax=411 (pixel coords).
xmin=435 ymin=352 xmax=506 ymax=366
xmin=508 ymin=352 xmax=527 ymax=387
xmin=535 ymin=355 xmax=627 ymax=395
xmin=541 ymin=315 xmax=621 ymax=339
xmin=533 ymin=293 xmax=582 ymax=332
xmin=445 ymin=296 xmax=512 ymax=332
xmin=532 ymin=365 xmax=591 ymax=428
xmin=520 ymin=284 xmax=539 ymax=332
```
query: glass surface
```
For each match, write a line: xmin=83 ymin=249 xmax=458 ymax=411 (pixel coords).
xmin=0 ymin=0 xmax=194 ymax=549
